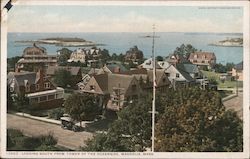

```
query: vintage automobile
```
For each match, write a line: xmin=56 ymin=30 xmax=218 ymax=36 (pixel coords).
xmin=60 ymin=115 xmax=82 ymax=132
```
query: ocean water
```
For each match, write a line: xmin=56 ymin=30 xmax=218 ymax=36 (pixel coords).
xmin=7 ymin=32 xmax=243 ymax=64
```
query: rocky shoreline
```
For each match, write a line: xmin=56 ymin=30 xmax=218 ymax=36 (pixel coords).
xmin=16 ymin=37 xmax=105 ymax=47
xmin=209 ymin=37 xmax=243 ymax=47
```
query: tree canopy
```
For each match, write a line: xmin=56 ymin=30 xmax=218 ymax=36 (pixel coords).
xmin=57 ymin=48 xmax=72 ymax=66
xmin=83 ymin=86 xmax=242 ymax=152
xmin=83 ymin=95 xmax=152 ymax=152
xmin=155 ymin=87 xmax=242 ymax=152
xmin=53 ymin=69 xmax=72 ymax=88
xmin=173 ymin=44 xmax=198 ymax=59
xmin=64 ymin=93 xmax=101 ymax=124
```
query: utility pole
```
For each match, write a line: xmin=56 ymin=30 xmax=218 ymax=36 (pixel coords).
xmin=140 ymin=24 xmax=159 ymax=152
xmin=151 ymin=24 xmax=156 ymax=152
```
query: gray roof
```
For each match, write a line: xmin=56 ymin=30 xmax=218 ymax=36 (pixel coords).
xmin=47 ymin=66 xmax=81 ymax=76
xmin=106 ymin=63 xmax=128 ymax=73
xmin=7 ymin=72 xmax=37 ymax=86
xmin=93 ymin=73 xmax=135 ymax=95
xmin=176 ymin=63 xmax=199 ymax=74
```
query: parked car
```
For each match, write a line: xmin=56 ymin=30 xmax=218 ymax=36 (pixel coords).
xmin=60 ymin=115 xmax=82 ymax=132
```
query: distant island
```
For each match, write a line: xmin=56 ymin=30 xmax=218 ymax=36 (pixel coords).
xmin=209 ymin=37 xmax=243 ymax=47
xmin=16 ymin=37 xmax=105 ymax=47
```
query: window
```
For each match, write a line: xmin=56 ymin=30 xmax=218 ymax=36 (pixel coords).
xmin=44 ymin=82 xmax=50 ymax=89
xmin=48 ymin=94 xmax=55 ymax=100
xmin=40 ymin=96 xmax=47 ymax=102
xmin=90 ymin=85 xmax=95 ymax=91
xmin=30 ymin=97 xmax=39 ymax=103
xmin=132 ymin=84 xmax=136 ymax=91
xmin=36 ymin=84 xmax=39 ymax=91
xmin=25 ymin=85 xmax=30 ymax=92
xmin=166 ymin=73 xmax=170 ymax=77
xmin=176 ymin=73 xmax=180 ymax=78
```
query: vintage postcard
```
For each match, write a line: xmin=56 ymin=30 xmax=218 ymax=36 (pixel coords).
xmin=1 ymin=0 xmax=249 ymax=158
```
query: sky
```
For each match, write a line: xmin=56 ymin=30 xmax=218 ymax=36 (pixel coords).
xmin=7 ymin=5 xmax=243 ymax=33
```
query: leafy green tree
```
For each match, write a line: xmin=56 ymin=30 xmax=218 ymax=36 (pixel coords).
xmin=156 ymin=56 xmax=164 ymax=61
xmin=174 ymin=44 xmax=198 ymax=59
xmin=7 ymin=56 xmax=22 ymax=71
xmin=225 ymin=63 xmax=235 ymax=72
xmin=214 ymin=63 xmax=227 ymax=73
xmin=155 ymin=87 xmax=243 ymax=152
xmin=53 ymin=69 xmax=72 ymax=88
xmin=83 ymin=95 xmax=152 ymax=152
xmin=64 ymin=93 xmax=101 ymax=126
xmin=13 ymin=93 xmax=29 ymax=113
xmin=57 ymin=48 xmax=72 ymax=66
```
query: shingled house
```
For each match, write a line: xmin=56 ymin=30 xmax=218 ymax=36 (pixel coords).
xmin=79 ymin=73 xmax=142 ymax=111
xmin=7 ymin=70 xmax=64 ymax=109
xmin=188 ymin=52 xmax=216 ymax=69
xmin=124 ymin=46 xmax=144 ymax=64
xmin=16 ymin=43 xmax=57 ymax=72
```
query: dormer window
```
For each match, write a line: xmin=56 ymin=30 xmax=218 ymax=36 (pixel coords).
xmin=90 ymin=85 xmax=95 ymax=91
xmin=25 ymin=85 xmax=30 ymax=92
xmin=36 ymin=84 xmax=39 ymax=91
xmin=44 ymin=82 xmax=50 ymax=89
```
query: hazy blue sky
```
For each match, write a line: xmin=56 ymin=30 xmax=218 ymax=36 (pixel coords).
xmin=8 ymin=5 xmax=243 ymax=33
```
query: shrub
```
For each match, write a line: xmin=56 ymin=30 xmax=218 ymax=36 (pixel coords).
xmin=48 ymin=108 xmax=64 ymax=120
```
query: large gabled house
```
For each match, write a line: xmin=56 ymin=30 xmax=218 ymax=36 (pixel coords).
xmin=176 ymin=63 xmax=202 ymax=80
xmin=188 ymin=52 xmax=216 ymax=69
xmin=79 ymin=73 xmax=142 ymax=111
xmin=7 ymin=70 xmax=64 ymax=109
xmin=164 ymin=64 xmax=194 ymax=84
xmin=122 ymin=68 xmax=170 ymax=92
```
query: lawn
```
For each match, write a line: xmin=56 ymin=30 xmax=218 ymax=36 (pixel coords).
xmin=201 ymin=71 xmax=243 ymax=88
xmin=7 ymin=129 xmax=68 ymax=151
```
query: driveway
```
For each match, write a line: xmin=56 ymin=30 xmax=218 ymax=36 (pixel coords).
xmin=7 ymin=114 xmax=93 ymax=150
xmin=223 ymin=92 xmax=243 ymax=120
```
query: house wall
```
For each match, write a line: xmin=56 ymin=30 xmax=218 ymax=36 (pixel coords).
xmin=165 ymin=65 xmax=186 ymax=82
xmin=231 ymin=68 xmax=243 ymax=81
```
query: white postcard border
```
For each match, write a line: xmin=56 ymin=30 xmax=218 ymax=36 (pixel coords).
xmin=1 ymin=0 xmax=249 ymax=158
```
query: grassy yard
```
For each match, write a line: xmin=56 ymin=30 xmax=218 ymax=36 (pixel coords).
xmin=201 ymin=71 xmax=243 ymax=88
xmin=7 ymin=129 xmax=68 ymax=151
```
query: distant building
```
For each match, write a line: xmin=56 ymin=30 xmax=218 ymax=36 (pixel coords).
xmin=166 ymin=53 xmax=189 ymax=66
xmin=68 ymin=48 xmax=101 ymax=63
xmin=7 ymin=70 xmax=64 ymax=109
xmin=16 ymin=43 xmax=57 ymax=72
xmin=138 ymin=58 xmax=162 ymax=70
xmin=188 ymin=52 xmax=216 ymax=69
xmin=79 ymin=73 xmax=142 ymax=111
xmin=124 ymin=46 xmax=144 ymax=64
xmin=231 ymin=61 xmax=243 ymax=81
xmin=97 ymin=63 xmax=128 ymax=74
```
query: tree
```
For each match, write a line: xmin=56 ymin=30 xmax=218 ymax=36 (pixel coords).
xmin=155 ymin=87 xmax=243 ymax=152
xmin=173 ymin=44 xmax=198 ymax=59
xmin=83 ymin=95 xmax=152 ymax=152
xmin=13 ymin=93 xmax=29 ymax=113
xmin=64 ymin=93 xmax=101 ymax=126
xmin=214 ymin=63 xmax=227 ymax=73
xmin=53 ymin=69 xmax=72 ymax=88
xmin=57 ymin=48 xmax=72 ymax=65
xmin=156 ymin=56 xmax=164 ymax=61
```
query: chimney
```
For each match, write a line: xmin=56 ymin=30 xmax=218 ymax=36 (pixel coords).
xmin=37 ymin=68 xmax=45 ymax=84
